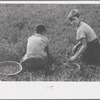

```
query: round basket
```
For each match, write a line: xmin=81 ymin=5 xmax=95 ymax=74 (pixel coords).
xmin=63 ymin=62 xmax=80 ymax=71
xmin=0 ymin=61 xmax=22 ymax=75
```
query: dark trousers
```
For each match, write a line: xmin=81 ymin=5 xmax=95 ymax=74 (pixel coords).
xmin=81 ymin=39 xmax=100 ymax=64
xmin=21 ymin=57 xmax=49 ymax=71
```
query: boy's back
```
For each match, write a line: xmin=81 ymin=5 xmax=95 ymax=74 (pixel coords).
xmin=23 ymin=33 xmax=49 ymax=61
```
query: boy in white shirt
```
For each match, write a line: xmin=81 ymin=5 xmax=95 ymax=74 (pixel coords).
xmin=67 ymin=9 xmax=100 ymax=65
xmin=21 ymin=24 xmax=51 ymax=72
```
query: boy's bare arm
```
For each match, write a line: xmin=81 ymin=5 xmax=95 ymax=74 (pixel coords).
xmin=69 ymin=38 xmax=87 ymax=62
xmin=45 ymin=45 xmax=50 ymax=58
xmin=73 ymin=41 xmax=81 ymax=54
xmin=76 ymin=41 xmax=82 ymax=49
xmin=75 ymin=38 xmax=87 ymax=58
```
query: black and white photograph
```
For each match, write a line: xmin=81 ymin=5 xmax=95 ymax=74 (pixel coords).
xmin=0 ymin=1 xmax=100 ymax=99
xmin=0 ymin=2 xmax=100 ymax=82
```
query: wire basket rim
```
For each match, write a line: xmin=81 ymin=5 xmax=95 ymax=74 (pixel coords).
xmin=0 ymin=61 xmax=22 ymax=75
xmin=63 ymin=62 xmax=80 ymax=71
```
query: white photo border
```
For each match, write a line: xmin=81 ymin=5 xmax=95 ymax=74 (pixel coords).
xmin=0 ymin=1 xmax=100 ymax=99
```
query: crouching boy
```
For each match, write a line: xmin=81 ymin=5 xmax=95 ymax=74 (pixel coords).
xmin=21 ymin=24 xmax=51 ymax=72
xmin=67 ymin=9 xmax=100 ymax=65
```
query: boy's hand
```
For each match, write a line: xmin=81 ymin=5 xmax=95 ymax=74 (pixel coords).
xmin=68 ymin=55 xmax=77 ymax=63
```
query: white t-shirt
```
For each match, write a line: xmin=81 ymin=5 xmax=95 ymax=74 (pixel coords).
xmin=76 ymin=21 xmax=97 ymax=42
xmin=23 ymin=33 xmax=49 ymax=61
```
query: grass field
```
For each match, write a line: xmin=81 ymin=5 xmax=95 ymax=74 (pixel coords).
xmin=0 ymin=4 xmax=100 ymax=81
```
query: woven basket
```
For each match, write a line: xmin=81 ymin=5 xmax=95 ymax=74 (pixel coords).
xmin=0 ymin=61 xmax=22 ymax=75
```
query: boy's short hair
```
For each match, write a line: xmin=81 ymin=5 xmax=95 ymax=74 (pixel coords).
xmin=68 ymin=9 xmax=80 ymax=21
xmin=35 ymin=24 xmax=46 ymax=33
